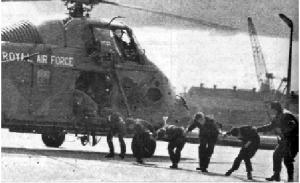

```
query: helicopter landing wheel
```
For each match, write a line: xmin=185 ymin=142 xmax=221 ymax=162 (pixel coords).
xmin=41 ymin=132 xmax=65 ymax=148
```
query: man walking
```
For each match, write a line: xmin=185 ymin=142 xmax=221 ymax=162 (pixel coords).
xmin=101 ymin=107 xmax=127 ymax=159
xmin=256 ymin=101 xmax=298 ymax=182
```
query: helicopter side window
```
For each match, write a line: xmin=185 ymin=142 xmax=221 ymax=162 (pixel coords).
xmin=112 ymin=29 xmax=140 ymax=63
xmin=92 ymin=27 xmax=113 ymax=62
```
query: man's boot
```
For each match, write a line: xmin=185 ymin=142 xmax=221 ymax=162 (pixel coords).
xmin=287 ymin=163 xmax=294 ymax=182
xmin=287 ymin=172 xmax=294 ymax=182
xmin=196 ymin=147 xmax=204 ymax=171
xmin=92 ymin=133 xmax=97 ymax=146
xmin=288 ymin=177 xmax=294 ymax=182
xmin=119 ymin=154 xmax=125 ymax=159
xmin=136 ymin=158 xmax=144 ymax=164
xmin=119 ymin=141 xmax=126 ymax=159
xmin=265 ymin=173 xmax=280 ymax=181
xmin=202 ymin=157 xmax=210 ymax=173
xmin=170 ymin=164 xmax=178 ymax=169
xmin=105 ymin=139 xmax=115 ymax=158
xmin=225 ymin=169 xmax=234 ymax=176
xmin=196 ymin=157 xmax=204 ymax=171
xmin=247 ymin=172 xmax=253 ymax=180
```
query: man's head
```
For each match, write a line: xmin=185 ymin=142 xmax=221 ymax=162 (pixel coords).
xmin=156 ymin=128 xmax=166 ymax=140
xmin=125 ymin=118 xmax=136 ymax=130
xmin=226 ymin=127 xmax=240 ymax=137
xmin=193 ymin=112 xmax=205 ymax=125
xmin=270 ymin=101 xmax=282 ymax=112
xmin=114 ymin=29 xmax=123 ymax=38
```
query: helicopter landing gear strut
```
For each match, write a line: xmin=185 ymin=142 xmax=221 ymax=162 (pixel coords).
xmin=78 ymin=133 xmax=101 ymax=146
xmin=77 ymin=125 xmax=101 ymax=147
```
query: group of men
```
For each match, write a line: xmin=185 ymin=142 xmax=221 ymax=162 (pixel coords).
xmin=74 ymin=90 xmax=298 ymax=182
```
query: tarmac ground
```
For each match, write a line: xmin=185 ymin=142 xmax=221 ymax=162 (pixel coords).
xmin=1 ymin=129 xmax=299 ymax=182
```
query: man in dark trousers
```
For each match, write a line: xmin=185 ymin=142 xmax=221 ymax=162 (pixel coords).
xmin=185 ymin=112 xmax=220 ymax=172
xmin=126 ymin=118 xmax=157 ymax=164
xmin=157 ymin=124 xmax=186 ymax=169
xmin=224 ymin=126 xmax=260 ymax=180
xmin=101 ymin=107 xmax=127 ymax=159
xmin=73 ymin=89 xmax=98 ymax=146
xmin=256 ymin=101 xmax=298 ymax=182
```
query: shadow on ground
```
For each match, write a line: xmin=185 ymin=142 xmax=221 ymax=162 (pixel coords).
xmin=1 ymin=147 xmax=193 ymax=163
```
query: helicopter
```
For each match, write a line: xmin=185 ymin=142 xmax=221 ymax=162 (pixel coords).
xmin=1 ymin=0 xmax=194 ymax=148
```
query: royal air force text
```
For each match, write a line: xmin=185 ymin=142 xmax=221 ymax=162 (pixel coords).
xmin=2 ymin=52 xmax=74 ymax=67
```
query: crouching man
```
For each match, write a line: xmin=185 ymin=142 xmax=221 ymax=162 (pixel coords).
xmin=185 ymin=112 xmax=220 ymax=172
xmin=157 ymin=124 xmax=186 ymax=169
xmin=126 ymin=118 xmax=157 ymax=164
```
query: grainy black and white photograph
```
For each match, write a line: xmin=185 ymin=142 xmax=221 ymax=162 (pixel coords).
xmin=1 ymin=0 xmax=299 ymax=182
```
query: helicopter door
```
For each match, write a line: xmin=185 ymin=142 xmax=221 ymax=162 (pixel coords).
xmin=75 ymin=71 xmax=112 ymax=111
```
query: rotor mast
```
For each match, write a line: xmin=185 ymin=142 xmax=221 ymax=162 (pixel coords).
xmin=63 ymin=0 xmax=100 ymax=17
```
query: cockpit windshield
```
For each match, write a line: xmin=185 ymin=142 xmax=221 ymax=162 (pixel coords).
xmin=111 ymin=28 xmax=144 ymax=64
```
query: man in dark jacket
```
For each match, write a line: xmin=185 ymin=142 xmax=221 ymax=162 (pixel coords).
xmin=185 ymin=112 xmax=220 ymax=172
xmin=224 ymin=126 xmax=260 ymax=180
xmin=101 ymin=107 xmax=127 ymax=159
xmin=256 ymin=101 xmax=298 ymax=182
xmin=126 ymin=118 xmax=157 ymax=164
xmin=157 ymin=124 xmax=186 ymax=169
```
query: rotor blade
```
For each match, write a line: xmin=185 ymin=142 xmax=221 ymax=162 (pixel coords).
xmin=99 ymin=0 xmax=238 ymax=31
xmin=1 ymin=0 xmax=50 ymax=1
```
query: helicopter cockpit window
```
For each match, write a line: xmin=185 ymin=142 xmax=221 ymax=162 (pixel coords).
xmin=112 ymin=28 xmax=140 ymax=63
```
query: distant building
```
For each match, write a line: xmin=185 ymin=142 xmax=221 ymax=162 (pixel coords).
xmin=185 ymin=84 xmax=298 ymax=132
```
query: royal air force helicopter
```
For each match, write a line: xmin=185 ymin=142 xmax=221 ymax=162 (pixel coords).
xmin=1 ymin=0 xmax=194 ymax=148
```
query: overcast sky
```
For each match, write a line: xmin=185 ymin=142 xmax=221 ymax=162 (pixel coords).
xmin=2 ymin=0 xmax=299 ymax=93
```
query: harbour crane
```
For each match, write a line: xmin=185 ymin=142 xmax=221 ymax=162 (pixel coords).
xmin=247 ymin=17 xmax=275 ymax=93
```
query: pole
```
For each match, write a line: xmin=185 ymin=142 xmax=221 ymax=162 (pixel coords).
xmin=279 ymin=14 xmax=293 ymax=96
xmin=287 ymin=22 xmax=293 ymax=96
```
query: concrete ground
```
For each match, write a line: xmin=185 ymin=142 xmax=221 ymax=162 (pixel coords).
xmin=1 ymin=129 xmax=298 ymax=182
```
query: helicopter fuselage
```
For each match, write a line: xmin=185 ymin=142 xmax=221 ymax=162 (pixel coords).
xmin=1 ymin=17 xmax=191 ymax=144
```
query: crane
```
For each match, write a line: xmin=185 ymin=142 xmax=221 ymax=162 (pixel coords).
xmin=247 ymin=17 xmax=274 ymax=93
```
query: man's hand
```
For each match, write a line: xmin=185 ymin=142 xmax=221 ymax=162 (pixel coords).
xmin=244 ymin=141 xmax=252 ymax=148
xmin=152 ymin=132 xmax=157 ymax=139
xmin=222 ymin=132 xmax=228 ymax=139
xmin=275 ymin=127 xmax=282 ymax=134
xmin=183 ymin=129 xmax=189 ymax=137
